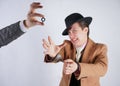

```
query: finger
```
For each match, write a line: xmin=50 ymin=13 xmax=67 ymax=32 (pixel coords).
xmin=31 ymin=5 xmax=43 ymax=10
xmin=67 ymin=64 xmax=73 ymax=68
xmin=42 ymin=39 xmax=50 ymax=47
xmin=65 ymin=68 xmax=72 ymax=75
xmin=28 ymin=18 xmax=44 ymax=26
xmin=28 ymin=13 xmax=44 ymax=18
xmin=31 ymin=2 xmax=43 ymax=8
xmin=64 ymin=59 xmax=73 ymax=64
xmin=31 ymin=2 xmax=41 ymax=5
xmin=48 ymin=36 xmax=54 ymax=45
xmin=42 ymin=43 xmax=49 ymax=50
xmin=66 ymin=66 xmax=72 ymax=70
xmin=33 ymin=20 xmax=44 ymax=25
xmin=63 ymin=64 xmax=71 ymax=75
xmin=30 ymin=2 xmax=43 ymax=12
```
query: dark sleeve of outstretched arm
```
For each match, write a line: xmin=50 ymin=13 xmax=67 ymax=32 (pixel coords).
xmin=0 ymin=21 xmax=25 ymax=48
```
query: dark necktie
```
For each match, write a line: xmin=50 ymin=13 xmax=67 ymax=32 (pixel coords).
xmin=70 ymin=73 xmax=80 ymax=86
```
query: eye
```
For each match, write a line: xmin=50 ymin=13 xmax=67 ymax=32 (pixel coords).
xmin=68 ymin=31 xmax=71 ymax=35
xmin=72 ymin=29 xmax=78 ymax=34
xmin=68 ymin=29 xmax=79 ymax=35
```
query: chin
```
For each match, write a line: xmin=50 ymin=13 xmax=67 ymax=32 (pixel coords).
xmin=73 ymin=44 xmax=78 ymax=48
xmin=74 ymin=43 xmax=81 ymax=48
xmin=72 ymin=41 xmax=80 ymax=47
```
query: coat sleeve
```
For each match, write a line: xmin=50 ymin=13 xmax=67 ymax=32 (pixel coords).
xmin=77 ymin=44 xmax=108 ymax=79
xmin=0 ymin=21 xmax=24 ymax=48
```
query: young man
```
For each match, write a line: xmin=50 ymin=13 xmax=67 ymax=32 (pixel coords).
xmin=42 ymin=13 xmax=108 ymax=86
xmin=0 ymin=2 xmax=44 ymax=48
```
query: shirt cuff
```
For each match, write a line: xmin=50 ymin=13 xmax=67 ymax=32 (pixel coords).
xmin=53 ymin=54 xmax=62 ymax=62
xmin=19 ymin=20 xmax=28 ymax=32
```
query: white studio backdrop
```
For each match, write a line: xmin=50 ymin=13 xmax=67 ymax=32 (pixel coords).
xmin=0 ymin=0 xmax=120 ymax=86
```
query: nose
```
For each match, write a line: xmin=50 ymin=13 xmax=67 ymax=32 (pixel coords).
xmin=69 ymin=32 xmax=74 ymax=39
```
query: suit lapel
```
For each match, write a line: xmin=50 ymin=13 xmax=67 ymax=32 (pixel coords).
xmin=81 ymin=38 xmax=95 ymax=62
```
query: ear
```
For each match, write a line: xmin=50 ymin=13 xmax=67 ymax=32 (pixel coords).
xmin=83 ymin=27 xmax=88 ymax=33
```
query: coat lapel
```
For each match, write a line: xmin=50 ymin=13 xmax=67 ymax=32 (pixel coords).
xmin=81 ymin=38 xmax=95 ymax=62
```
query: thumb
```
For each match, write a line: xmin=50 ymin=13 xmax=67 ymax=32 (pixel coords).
xmin=64 ymin=59 xmax=73 ymax=63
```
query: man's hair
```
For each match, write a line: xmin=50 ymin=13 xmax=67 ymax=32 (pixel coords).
xmin=77 ymin=20 xmax=90 ymax=36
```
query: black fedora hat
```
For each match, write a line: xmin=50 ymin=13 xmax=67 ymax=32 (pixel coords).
xmin=62 ymin=13 xmax=92 ymax=35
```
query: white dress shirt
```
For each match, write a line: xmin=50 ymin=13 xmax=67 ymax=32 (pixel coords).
xmin=76 ymin=43 xmax=86 ymax=62
xmin=54 ymin=42 xmax=87 ymax=62
xmin=19 ymin=20 xmax=28 ymax=32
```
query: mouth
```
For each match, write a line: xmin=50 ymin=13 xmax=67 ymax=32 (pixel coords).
xmin=71 ymin=38 xmax=78 ymax=43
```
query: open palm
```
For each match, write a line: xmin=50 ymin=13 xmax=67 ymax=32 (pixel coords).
xmin=42 ymin=36 xmax=66 ymax=57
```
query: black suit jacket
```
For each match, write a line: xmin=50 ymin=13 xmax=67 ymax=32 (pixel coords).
xmin=0 ymin=21 xmax=24 ymax=48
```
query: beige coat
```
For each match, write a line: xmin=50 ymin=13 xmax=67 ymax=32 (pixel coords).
xmin=45 ymin=38 xmax=108 ymax=86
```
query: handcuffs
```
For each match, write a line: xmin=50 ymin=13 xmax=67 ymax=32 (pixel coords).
xmin=41 ymin=17 xmax=45 ymax=22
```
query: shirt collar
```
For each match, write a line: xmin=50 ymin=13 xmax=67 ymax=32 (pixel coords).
xmin=76 ymin=42 xmax=87 ymax=53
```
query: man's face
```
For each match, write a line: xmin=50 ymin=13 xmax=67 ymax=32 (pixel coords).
xmin=68 ymin=22 xmax=88 ymax=48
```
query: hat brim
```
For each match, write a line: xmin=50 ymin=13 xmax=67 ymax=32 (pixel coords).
xmin=62 ymin=17 xmax=92 ymax=35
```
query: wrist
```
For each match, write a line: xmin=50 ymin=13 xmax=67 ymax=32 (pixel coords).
xmin=23 ymin=20 xmax=30 ymax=29
xmin=74 ymin=62 xmax=80 ymax=77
